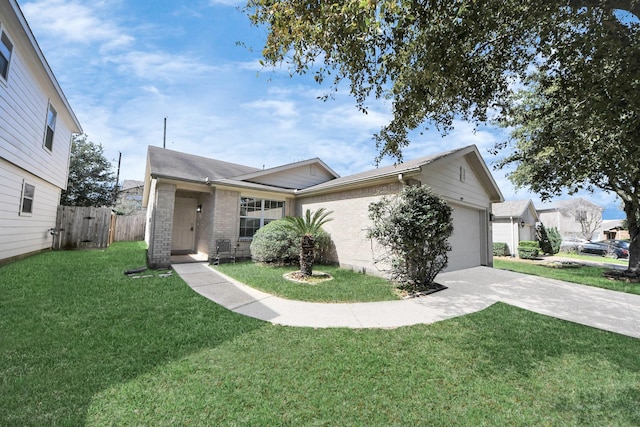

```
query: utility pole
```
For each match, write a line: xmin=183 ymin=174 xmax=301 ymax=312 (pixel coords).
xmin=113 ymin=152 xmax=121 ymax=205
xmin=163 ymin=117 xmax=167 ymax=149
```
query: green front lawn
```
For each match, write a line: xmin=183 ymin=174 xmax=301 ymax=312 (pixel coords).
xmin=215 ymin=261 xmax=399 ymax=302
xmin=2 ymin=243 xmax=640 ymax=426
xmin=558 ymin=252 xmax=629 ymax=266
xmin=494 ymin=258 xmax=640 ymax=295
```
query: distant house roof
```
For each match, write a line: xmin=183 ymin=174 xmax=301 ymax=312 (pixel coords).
xmin=120 ymin=180 xmax=144 ymax=191
xmin=602 ymin=219 xmax=625 ymax=230
xmin=537 ymin=197 xmax=603 ymax=212
xmin=492 ymin=200 xmax=539 ymax=220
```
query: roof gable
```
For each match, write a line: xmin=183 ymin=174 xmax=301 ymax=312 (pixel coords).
xmin=233 ymin=158 xmax=339 ymax=189
xmin=493 ymin=200 xmax=539 ymax=220
xmin=299 ymin=145 xmax=503 ymax=202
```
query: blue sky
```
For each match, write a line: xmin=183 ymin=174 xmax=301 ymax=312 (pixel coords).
xmin=20 ymin=0 xmax=625 ymax=219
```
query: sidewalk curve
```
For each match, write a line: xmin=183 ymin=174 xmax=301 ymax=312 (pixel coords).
xmin=172 ymin=263 xmax=640 ymax=338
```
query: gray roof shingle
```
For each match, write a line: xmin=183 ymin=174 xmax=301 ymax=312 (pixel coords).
xmin=147 ymin=146 xmax=260 ymax=183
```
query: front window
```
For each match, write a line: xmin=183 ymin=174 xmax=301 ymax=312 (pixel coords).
xmin=20 ymin=181 xmax=35 ymax=215
xmin=239 ymin=197 xmax=284 ymax=238
xmin=0 ymin=30 xmax=12 ymax=80
xmin=44 ymin=103 xmax=57 ymax=151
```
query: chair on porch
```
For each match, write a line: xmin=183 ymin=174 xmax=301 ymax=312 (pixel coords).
xmin=212 ymin=239 xmax=236 ymax=265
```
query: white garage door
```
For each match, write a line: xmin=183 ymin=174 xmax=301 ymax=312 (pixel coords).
xmin=446 ymin=206 xmax=482 ymax=271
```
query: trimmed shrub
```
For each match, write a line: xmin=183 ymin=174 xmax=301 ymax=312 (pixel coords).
xmin=548 ymin=227 xmax=562 ymax=254
xmin=518 ymin=240 xmax=539 ymax=259
xmin=367 ymin=185 xmax=453 ymax=292
xmin=493 ymin=242 xmax=509 ymax=256
xmin=250 ymin=219 xmax=332 ymax=265
xmin=537 ymin=223 xmax=562 ymax=255
xmin=536 ymin=223 xmax=553 ymax=255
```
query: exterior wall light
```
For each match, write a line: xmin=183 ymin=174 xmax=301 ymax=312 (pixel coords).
xmin=196 ymin=205 xmax=202 ymax=213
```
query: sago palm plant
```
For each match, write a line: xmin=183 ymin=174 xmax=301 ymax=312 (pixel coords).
xmin=284 ymin=208 xmax=333 ymax=276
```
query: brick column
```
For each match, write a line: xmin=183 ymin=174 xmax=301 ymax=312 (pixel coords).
xmin=147 ymin=182 xmax=176 ymax=268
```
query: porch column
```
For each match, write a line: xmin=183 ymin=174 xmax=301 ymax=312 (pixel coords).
xmin=148 ymin=183 xmax=176 ymax=268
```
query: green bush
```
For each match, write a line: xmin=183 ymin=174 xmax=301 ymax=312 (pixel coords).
xmin=548 ymin=227 xmax=562 ymax=254
xmin=518 ymin=241 xmax=539 ymax=259
xmin=250 ymin=219 xmax=332 ymax=265
xmin=537 ymin=225 xmax=562 ymax=255
xmin=536 ymin=223 xmax=553 ymax=255
xmin=493 ymin=242 xmax=509 ymax=256
xmin=367 ymin=185 xmax=453 ymax=292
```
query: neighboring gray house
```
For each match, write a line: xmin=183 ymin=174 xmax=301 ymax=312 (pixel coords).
xmin=143 ymin=144 xmax=504 ymax=273
xmin=537 ymin=198 xmax=604 ymax=240
xmin=0 ymin=0 xmax=82 ymax=264
xmin=492 ymin=200 xmax=539 ymax=255
xmin=115 ymin=179 xmax=145 ymax=213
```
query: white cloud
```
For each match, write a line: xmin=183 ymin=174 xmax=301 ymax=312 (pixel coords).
xmin=110 ymin=51 xmax=220 ymax=82
xmin=209 ymin=0 xmax=248 ymax=7
xmin=242 ymin=99 xmax=298 ymax=118
xmin=21 ymin=0 xmax=133 ymax=51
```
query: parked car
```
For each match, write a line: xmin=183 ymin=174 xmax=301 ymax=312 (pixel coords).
xmin=560 ymin=237 xmax=588 ymax=252
xmin=581 ymin=240 xmax=629 ymax=258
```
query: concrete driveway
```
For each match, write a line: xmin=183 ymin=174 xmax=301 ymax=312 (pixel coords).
xmin=173 ymin=263 xmax=640 ymax=339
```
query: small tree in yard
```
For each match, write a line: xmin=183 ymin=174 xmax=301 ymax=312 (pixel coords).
xmin=367 ymin=185 xmax=453 ymax=294
xmin=61 ymin=134 xmax=116 ymax=207
xmin=284 ymin=208 xmax=333 ymax=277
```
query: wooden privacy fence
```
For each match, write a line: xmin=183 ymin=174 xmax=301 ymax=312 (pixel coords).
xmin=113 ymin=212 xmax=146 ymax=242
xmin=53 ymin=206 xmax=146 ymax=250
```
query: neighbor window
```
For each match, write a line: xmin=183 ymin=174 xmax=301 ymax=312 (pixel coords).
xmin=20 ymin=181 xmax=35 ymax=215
xmin=239 ymin=197 xmax=284 ymax=238
xmin=44 ymin=103 xmax=57 ymax=151
xmin=0 ymin=30 xmax=12 ymax=80
xmin=575 ymin=210 xmax=587 ymax=222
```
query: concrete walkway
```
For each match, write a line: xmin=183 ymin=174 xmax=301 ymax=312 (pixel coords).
xmin=172 ymin=263 xmax=640 ymax=339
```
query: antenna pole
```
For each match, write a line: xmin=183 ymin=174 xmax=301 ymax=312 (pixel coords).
xmin=163 ymin=117 xmax=167 ymax=149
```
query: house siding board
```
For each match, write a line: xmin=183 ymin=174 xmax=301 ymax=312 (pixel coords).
xmin=0 ymin=159 xmax=59 ymax=261
xmin=492 ymin=219 xmax=516 ymax=254
xmin=0 ymin=7 xmax=76 ymax=189
xmin=419 ymin=156 xmax=491 ymax=210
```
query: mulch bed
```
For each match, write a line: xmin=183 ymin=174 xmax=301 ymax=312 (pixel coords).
xmin=602 ymin=269 xmax=640 ymax=283
xmin=400 ymin=283 xmax=448 ymax=299
xmin=283 ymin=271 xmax=334 ymax=284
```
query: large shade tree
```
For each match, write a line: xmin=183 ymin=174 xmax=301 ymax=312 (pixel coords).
xmin=61 ymin=134 xmax=116 ymax=207
xmin=245 ymin=0 xmax=640 ymax=272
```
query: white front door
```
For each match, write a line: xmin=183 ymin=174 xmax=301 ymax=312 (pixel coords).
xmin=172 ymin=197 xmax=197 ymax=253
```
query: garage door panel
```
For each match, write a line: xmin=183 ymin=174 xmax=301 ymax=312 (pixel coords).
xmin=446 ymin=206 xmax=481 ymax=271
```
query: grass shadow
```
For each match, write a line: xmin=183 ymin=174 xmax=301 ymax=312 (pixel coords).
xmin=0 ymin=242 xmax=265 ymax=426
